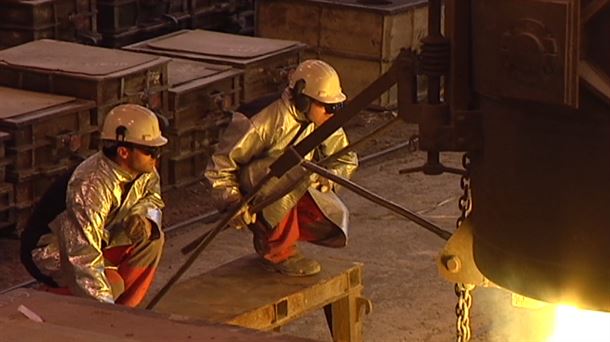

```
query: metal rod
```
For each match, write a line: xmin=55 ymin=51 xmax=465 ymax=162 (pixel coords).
xmin=0 ymin=279 xmax=37 ymax=295
xmin=164 ymin=209 xmax=220 ymax=234
xmin=301 ymin=160 xmax=452 ymax=241
xmin=359 ymin=136 xmax=418 ymax=165
xmin=181 ymin=120 xmax=413 ymax=256
xmin=145 ymin=173 xmax=274 ymax=310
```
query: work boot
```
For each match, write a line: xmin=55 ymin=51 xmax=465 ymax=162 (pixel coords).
xmin=261 ymin=253 xmax=321 ymax=277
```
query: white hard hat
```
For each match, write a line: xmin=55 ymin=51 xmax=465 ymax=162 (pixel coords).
xmin=289 ymin=59 xmax=346 ymax=104
xmin=101 ymin=104 xmax=168 ymax=147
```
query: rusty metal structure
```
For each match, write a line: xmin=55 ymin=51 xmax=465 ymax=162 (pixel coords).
xmin=431 ymin=0 xmax=610 ymax=314
xmin=74 ymin=0 xmax=606 ymax=340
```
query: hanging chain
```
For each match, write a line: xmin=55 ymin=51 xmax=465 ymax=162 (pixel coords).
xmin=455 ymin=282 xmax=474 ymax=342
xmin=455 ymin=152 xmax=474 ymax=342
xmin=456 ymin=153 xmax=472 ymax=230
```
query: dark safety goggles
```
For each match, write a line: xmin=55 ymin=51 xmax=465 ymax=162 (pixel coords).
xmin=121 ymin=142 xmax=162 ymax=159
xmin=316 ymin=101 xmax=344 ymax=114
xmin=136 ymin=145 xmax=162 ymax=159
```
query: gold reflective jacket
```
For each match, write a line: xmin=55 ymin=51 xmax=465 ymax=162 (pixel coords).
xmin=31 ymin=152 xmax=164 ymax=304
xmin=205 ymin=91 xmax=358 ymax=227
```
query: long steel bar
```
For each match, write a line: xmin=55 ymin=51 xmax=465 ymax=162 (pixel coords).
xmin=123 ymin=52 xmax=412 ymax=307
xmin=145 ymin=172 xmax=275 ymax=310
xmin=180 ymin=116 xmax=403 ymax=255
xmin=300 ymin=159 xmax=452 ymax=241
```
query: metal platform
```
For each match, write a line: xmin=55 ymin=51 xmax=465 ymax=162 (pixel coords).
xmin=155 ymin=255 xmax=372 ymax=342
xmin=0 ymin=288 xmax=312 ymax=341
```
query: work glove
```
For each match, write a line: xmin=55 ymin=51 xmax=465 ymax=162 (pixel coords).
xmin=211 ymin=187 xmax=242 ymax=211
xmin=227 ymin=204 xmax=257 ymax=230
xmin=123 ymin=214 xmax=153 ymax=242
xmin=310 ymin=173 xmax=333 ymax=193
xmin=212 ymin=187 xmax=256 ymax=230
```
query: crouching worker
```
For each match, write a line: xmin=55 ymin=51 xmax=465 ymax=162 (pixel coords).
xmin=205 ymin=60 xmax=358 ymax=277
xmin=20 ymin=104 xmax=168 ymax=307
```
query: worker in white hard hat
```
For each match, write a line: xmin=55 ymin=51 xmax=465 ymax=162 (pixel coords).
xmin=205 ymin=60 xmax=358 ymax=276
xmin=21 ymin=104 xmax=168 ymax=307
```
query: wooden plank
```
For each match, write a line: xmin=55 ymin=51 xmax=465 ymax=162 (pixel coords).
xmin=123 ymin=30 xmax=304 ymax=103
xmin=0 ymin=87 xmax=75 ymax=119
xmin=0 ymin=39 xmax=159 ymax=77
xmin=168 ymin=59 xmax=231 ymax=88
xmin=146 ymin=30 xmax=301 ymax=60
xmin=0 ymin=316 xmax=133 ymax=342
xmin=0 ymin=289 xmax=315 ymax=341
xmin=154 ymin=255 xmax=363 ymax=330
xmin=124 ymin=30 xmax=305 ymax=67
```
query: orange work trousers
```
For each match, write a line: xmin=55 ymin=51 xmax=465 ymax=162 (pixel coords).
xmin=44 ymin=236 xmax=164 ymax=308
xmin=252 ymin=192 xmax=340 ymax=264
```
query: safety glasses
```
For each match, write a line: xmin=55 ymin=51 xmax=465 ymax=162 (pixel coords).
xmin=120 ymin=142 xmax=162 ymax=159
xmin=135 ymin=145 xmax=162 ymax=159
xmin=309 ymin=97 xmax=344 ymax=114
xmin=322 ymin=101 xmax=344 ymax=114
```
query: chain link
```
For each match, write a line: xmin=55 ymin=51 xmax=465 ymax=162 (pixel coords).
xmin=455 ymin=152 xmax=474 ymax=342
xmin=455 ymin=282 xmax=474 ymax=342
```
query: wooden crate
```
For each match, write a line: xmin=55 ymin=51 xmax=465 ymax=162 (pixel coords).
xmin=96 ymin=0 xmax=138 ymax=33
xmin=0 ymin=0 xmax=100 ymax=49
xmin=98 ymin=14 xmax=191 ymax=48
xmin=97 ymin=0 xmax=191 ymax=47
xmin=255 ymin=0 xmax=428 ymax=108
xmin=160 ymin=149 xmax=207 ymax=189
xmin=0 ymin=39 xmax=170 ymax=124
xmin=0 ymin=87 xmax=97 ymax=179
xmin=11 ymin=163 xmax=75 ymax=232
xmin=0 ymin=182 xmax=16 ymax=230
xmin=167 ymin=58 xmax=242 ymax=129
xmin=158 ymin=60 xmax=243 ymax=189
xmin=97 ymin=0 xmax=191 ymax=35
xmin=188 ymin=0 xmax=246 ymax=32
xmin=0 ymin=132 xmax=12 ymax=183
xmin=123 ymin=29 xmax=305 ymax=103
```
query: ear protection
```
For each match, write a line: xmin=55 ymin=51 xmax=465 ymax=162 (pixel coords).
xmin=291 ymin=79 xmax=311 ymax=114
xmin=115 ymin=125 xmax=128 ymax=142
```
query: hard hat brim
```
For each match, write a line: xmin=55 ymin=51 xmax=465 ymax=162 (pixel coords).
xmin=102 ymin=135 xmax=169 ymax=147
xmin=139 ymin=135 xmax=168 ymax=147
xmin=316 ymin=92 xmax=347 ymax=104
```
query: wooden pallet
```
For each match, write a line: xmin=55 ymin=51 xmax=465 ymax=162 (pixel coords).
xmin=155 ymin=254 xmax=372 ymax=342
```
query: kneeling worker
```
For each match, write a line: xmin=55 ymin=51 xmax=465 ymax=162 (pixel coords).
xmin=20 ymin=104 xmax=168 ymax=307
xmin=205 ymin=59 xmax=358 ymax=277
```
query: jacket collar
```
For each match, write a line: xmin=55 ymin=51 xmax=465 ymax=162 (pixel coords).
xmin=280 ymin=88 xmax=310 ymax=124
xmin=99 ymin=152 xmax=139 ymax=183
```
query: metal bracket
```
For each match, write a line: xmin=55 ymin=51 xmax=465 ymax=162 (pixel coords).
xmin=436 ymin=219 xmax=488 ymax=286
xmin=355 ymin=296 xmax=372 ymax=323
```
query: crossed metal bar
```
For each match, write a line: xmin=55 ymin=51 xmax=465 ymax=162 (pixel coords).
xmin=146 ymin=50 xmax=455 ymax=310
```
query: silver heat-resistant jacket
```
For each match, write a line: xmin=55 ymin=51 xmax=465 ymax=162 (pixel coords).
xmin=205 ymin=90 xmax=358 ymax=228
xmin=31 ymin=152 xmax=164 ymax=304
